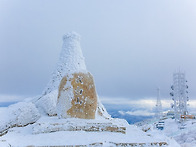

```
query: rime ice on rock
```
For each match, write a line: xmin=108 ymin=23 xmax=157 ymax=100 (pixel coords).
xmin=37 ymin=32 xmax=110 ymax=118
xmin=56 ymin=33 xmax=97 ymax=119
xmin=42 ymin=32 xmax=87 ymax=95
xmin=57 ymin=72 xmax=97 ymax=119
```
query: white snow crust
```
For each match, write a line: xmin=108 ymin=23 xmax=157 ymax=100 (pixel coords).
xmin=42 ymin=32 xmax=86 ymax=95
xmin=0 ymin=102 xmax=40 ymax=135
xmin=56 ymin=75 xmax=74 ymax=118
xmin=35 ymin=90 xmax=58 ymax=116
xmin=32 ymin=116 xmax=128 ymax=134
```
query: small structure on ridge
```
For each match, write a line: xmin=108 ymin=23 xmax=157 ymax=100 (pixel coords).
xmin=155 ymin=88 xmax=162 ymax=119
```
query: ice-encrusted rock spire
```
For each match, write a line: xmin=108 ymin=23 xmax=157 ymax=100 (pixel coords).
xmin=35 ymin=32 xmax=110 ymax=118
xmin=42 ymin=32 xmax=86 ymax=95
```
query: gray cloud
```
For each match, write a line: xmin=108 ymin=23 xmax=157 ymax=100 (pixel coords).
xmin=0 ymin=0 xmax=196 ymax=100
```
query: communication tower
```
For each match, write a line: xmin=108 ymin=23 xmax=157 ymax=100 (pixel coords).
xmin=170 ymin=72 xmax=189 ymax=121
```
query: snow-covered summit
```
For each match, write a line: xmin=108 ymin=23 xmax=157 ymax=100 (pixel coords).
xmin=0 ymin=32 xmax=181 ymax=147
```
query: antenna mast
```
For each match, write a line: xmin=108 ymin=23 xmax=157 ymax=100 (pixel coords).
xmin=170 ymin=71 xmax=189 ymax=121
xmin=155 ymin=88 xmax=162 ymax=119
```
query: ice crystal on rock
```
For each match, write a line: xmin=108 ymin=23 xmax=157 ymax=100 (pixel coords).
xmin=35 ymin=32 xmax=109 ymax=118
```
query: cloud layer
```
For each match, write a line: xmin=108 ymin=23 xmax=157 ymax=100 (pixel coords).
xmin=0 ymin=1 xmax=196 ymax=99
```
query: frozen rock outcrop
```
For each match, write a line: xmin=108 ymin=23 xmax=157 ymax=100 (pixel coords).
xmin=36 ymin=32 xmax=110 ymax=119
xmin=57 ymin=72 xmax=97 ymax=119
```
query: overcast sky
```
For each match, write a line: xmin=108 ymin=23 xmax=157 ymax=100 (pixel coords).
xmin=0 ymin=0 xmax=196 ymax=101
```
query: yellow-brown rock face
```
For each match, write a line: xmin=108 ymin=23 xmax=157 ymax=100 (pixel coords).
xmin=57 ymin=72 xmax=97 ymax=119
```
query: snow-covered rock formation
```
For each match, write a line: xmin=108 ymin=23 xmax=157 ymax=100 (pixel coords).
xmin=0 ymin=102 xmax=40 ymax=136
xmin=35 ymin=32 xmax=109 ymax=118
xmin=0 ymin=32 xmax=110 ymax=137
xmin=57 ymin=72 xmax=98 ymax=119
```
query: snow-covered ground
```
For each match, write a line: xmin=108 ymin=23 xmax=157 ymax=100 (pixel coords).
xmin=136 ymin=117 xmax=196 ymax=147
xmin=163 ymin=118 xmax=196 ymax=147
xmin=0 ymin=103 xmax=179 ymax=146
xmin=0 ymin=113 xmax=179 ymax=146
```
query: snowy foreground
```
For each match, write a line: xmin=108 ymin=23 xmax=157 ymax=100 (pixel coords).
xmin=0 ymin=105 xmax=179 ymax=147
xmin=137 ymin=118 xmax=196 ymax=147
xmin=163 ymin=119 xmax=196 ymax=147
